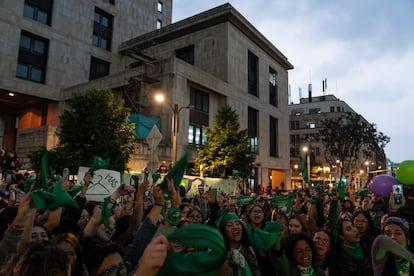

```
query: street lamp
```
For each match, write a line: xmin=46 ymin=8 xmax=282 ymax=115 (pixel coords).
xmin=302 ymin=145 xmax=311 ymax=186
xmin=155 ymin=93 xmax=192 ymax=164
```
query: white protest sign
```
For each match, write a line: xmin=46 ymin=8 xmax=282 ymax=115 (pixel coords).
xmin=77 ymin=166 xmax=120 ymax=202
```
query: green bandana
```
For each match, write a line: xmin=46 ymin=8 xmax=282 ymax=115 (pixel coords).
xmin=23 ymin=175 xmax=36 ymax=193
xmin=101 ymin=196 xmax=116 ymax=229
xmin=29 ymin=152 xmax=79 ymax=211
xmin=247 ymin=222 xmax=282 ymax=251
xmin=67 ymin=183 xmax=84 ymax=198
xmin=159 ymin=152 xmax=188 ymax=199
xmin=343 ymin=243 xmax=363 ymax=260
xmin=298 ymin=265 xmax=316 ymax=276
xmin=157 ymin=224 xmax=226 ymax=276
xmin=230 ymin=247 xmax=253 ymax=276
xmin=356 ymin=188 xmax=369 ymax=198
xmin=215 ymin=210 xmax=239 ymax=229
xmin=395 ymin=257 xmax=410 ymax=276
xmin=237 ymin=196 xmax=257 ymax=205
xmin=269 ymin=193 xmax=295 ymax=212
xmin=89 ymin=156 xmax=110 ymax=177
xmin=337 ymin=181 xmax=346 ymax=201
xmin=166 ymin=206 xmax=182 ymax=226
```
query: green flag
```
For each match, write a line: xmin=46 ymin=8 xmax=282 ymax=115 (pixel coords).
xmin=159 ymin=152 xmax=188 ymax=199
xmin=269 ymin=193 xmax=296 ymax=212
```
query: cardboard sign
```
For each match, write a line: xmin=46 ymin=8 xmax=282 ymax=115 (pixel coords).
xmin=77 ymin=166 xmax=120 ymax=202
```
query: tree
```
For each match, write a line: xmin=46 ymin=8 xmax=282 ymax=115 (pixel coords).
xmin=194 ymin=104 xmax=256 ymax=179
xmin=30 ymin=88 xmax=137 ymax=173
xmin=319 ymin=113 xmax=390 ymax=181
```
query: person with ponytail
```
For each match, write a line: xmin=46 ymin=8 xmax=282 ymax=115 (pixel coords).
xmin=331 ymin=218 xmax=372 ymax=275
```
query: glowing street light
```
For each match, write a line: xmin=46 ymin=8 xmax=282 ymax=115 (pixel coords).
xmin=155 ymin=93 xmax=192 ymax=164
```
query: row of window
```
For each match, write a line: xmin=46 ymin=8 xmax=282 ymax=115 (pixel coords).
xmin=292 ymin=105 xmax=345 ymax=116
xmin=290 ymin=120 xmax=318 ymax=129
xmin=186 ymin=88 xmax=279 ymax=157
xmin=18 ymin=1 xmax=115 ymax=83
xmin=16 ymin=30 xmax=109 ymax=83
xmin=248 ymin=51 xmax=279 ymax=108
xmin=290 ymin=134 xmax=320 ymax=144
xmin=175 ymin=46 xmax=279 ymax=108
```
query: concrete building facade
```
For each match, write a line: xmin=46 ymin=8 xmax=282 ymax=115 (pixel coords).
xmin=0 ymin=0 xmax=171 ymax=156
xmin=1 ymin=2 xmax=293 ymax=190
xmin=288 ymin=93 xmax=385 ymax=191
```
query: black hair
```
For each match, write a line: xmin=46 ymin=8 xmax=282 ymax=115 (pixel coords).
xmin=19 ymin=242 xmax=69 ymax=276
xmin=83 ymin=239 xmax=123 ymax=276
xmin=284 ymin=232 xmax=316 ymax=263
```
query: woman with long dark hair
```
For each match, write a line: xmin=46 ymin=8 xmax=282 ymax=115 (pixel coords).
xmin=331 ymin=218 xmax=372 ymax=275
xmin=217 ymin=210 xmax=261 ymax=275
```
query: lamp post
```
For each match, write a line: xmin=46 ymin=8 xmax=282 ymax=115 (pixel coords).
xmin=155 ymin=93 xmax=192 ymax=164
xmin=302 ymin=145 xmax=311 ymax=187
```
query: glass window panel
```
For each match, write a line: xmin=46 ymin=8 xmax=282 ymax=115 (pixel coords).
xmin=102 ymin=16 xmax=109 ymax=27
xmin=20 ymin=35 xmax=31 ymax=49
xmin=16 ymin=63 xmax=28 ymax=78
xmin=157 ymin=2 xmax=163 ymax=13
xmin=30 ymin=67 xmax=42 ymax=82
xmin=23 ymin=5 xmax=35 ymax=19
xmin=202 ymin=129 xmax=207 ymax=144
xmin=101 ymin=38 xmax=107 ymax=49
xmin=188 ymin=126 xmax=194 ymax=144
xmin=94 ymin=12 xmax=100 ymax=23
xmin=156 ymin=20 xmax=162 ymax=29
xmin=195 ymin=127 xmax=201 ymax=145
xmin=37 ymin=10 xmax=48 ymax=24
xmin=34 ymin=40 xmax=45 ymax=54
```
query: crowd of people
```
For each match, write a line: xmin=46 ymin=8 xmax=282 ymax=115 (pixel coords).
xmin=0 ymin=163 xmax=414 ymax=276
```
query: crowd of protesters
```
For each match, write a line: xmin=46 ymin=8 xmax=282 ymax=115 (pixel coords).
xmin=0 ymin=159 xmax=414 ymax=276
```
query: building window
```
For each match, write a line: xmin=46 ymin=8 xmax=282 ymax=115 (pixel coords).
xmin=157 ymin=1 xmax=163 ymax=13
xmin=248 ymin=107 xmax=258 ymax=153
xmin=92 ymin=7 xmax=113 ymax=51
xmin=188 ymin=87 xmax=209 ymax=145
xmin=23 ymin=0 xmax=53 ymax=25
xmin=309 ymin=108 xmax=320 ymax=114
xmin=16 ymin=31 xmax=48 ymax=83
xmin=306 ymin=120 xmax=317 ymax=129
xmin=290 ymin=120 xmax=299 ymax=130
xmin=89 ymin=56 xmax=110 ymax=80
xmin=290 ymin=134 xmax=300 ymax=144
xmin=176 ymin=45 xmax=194 ymax=65
xmin=269 ymin=67 xmax=277 ymax=106
xmin=330 ymin=106 xmax=335 ymax=112
xmin=156 ymin=19 xmax=162 ymax=29
xmin=188 ymin=125 xmax=206 ymax=145
xmin=336 ymin=106 xmax=341 ymax=112
xmin=248 ymin=50 xmax=258 ymax=96
xmin=270 ymin=116 xmax=278 ymax=157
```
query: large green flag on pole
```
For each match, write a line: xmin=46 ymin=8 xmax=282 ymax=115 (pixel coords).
xmin=299 ymin=156 xmax=310 ymax=185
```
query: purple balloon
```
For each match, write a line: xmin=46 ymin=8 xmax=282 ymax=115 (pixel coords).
xmin=370 ymin=174 xmax=399 ymax=197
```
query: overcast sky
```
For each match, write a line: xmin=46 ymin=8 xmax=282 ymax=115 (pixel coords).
xmin=172 ymin=0 xmax=414 ymax=164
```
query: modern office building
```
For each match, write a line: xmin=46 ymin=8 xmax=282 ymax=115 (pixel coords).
xmin=288 ymin=92 xmax=386 ymax=190
xmin=1 ymin=2 xmax=293 ymax=189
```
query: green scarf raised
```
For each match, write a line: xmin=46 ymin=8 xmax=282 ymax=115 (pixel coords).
xmin=29 ymin=152 xmax=79 ymax=211
xmin=157 ymin=224 xmax=226 ymax=275
xmin=158 ymin=152 xmax=188 ymax=199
